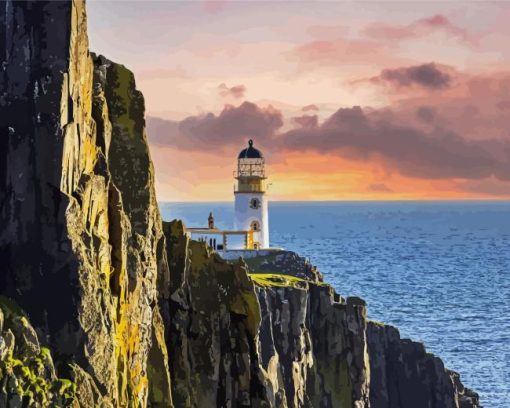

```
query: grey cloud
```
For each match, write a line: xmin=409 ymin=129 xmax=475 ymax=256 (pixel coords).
xmin=147 ymin=101 xmax=283 ymax=149
xmin=416 ymin=106 xmax=437 ymax=123
xmin=376 ymin=63 xmax=452 ymax=90
xmin=279 ymin=106 xmax=510 ymax=181
xmin=147 ymin=102 xmax=510 ymax=183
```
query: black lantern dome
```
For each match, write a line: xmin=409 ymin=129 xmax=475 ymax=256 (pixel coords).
xmin=238 ymin=139 xmax=263 ymax=159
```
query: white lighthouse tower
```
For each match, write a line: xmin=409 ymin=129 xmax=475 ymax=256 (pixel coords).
xmin=234 ymin=139 xmax=269 ymax=249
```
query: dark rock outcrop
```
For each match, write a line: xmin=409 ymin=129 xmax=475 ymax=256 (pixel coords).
xmin=165 ymin=222 xmax=479 ymax=408
xmin=256 ymin=285 xmax=369 ymax=408
xmin=0 ymin=298 xmax=76 ymax=407
xmin=0 ymin=1 xmax=171 ymax=406
xmin=163 ymin=221 xmax=370 ymax=408
xmin=367 ymin=322 xmax=480 ymax=408
xmin=163 ymin=220 xmax=272 ymax=407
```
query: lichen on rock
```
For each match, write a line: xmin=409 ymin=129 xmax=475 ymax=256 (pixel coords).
xmin=0 ymin=1 xmax=171 ymax=406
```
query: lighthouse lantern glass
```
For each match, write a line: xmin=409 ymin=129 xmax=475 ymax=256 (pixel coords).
xmin=236 ymin=158 xmax=265 ymax=178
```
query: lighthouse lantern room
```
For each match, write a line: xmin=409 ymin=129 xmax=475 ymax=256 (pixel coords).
xmin=234 ymin=139 xmax=269 ymax=249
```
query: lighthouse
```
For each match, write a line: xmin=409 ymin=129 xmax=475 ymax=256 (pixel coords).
xmin=234 ymin=139 xmax=269 ymax=249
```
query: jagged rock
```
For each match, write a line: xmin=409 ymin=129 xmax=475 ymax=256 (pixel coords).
xmin=165 ymin=220 xmax=481 ymax=408
xmin=70 ymin=364 xmax=111 ymax=408
xmin=163 ymin=220 xmax=272 ymax=407
xmin=367 ymin=321 xmax=481 ymax=408
xmin=9 ymin=315 xmax=40 ymax=357
xmin=164 ymin=220 xmax=370 ymax=407
xmin=0 ymin=300 xmax=77 ymax=407
xmin=449 ymin=371 xmax=481 ymax=408
xmin=0 ymin=1 xmax=171 ymax=406
xmin=255 ymin=282 xmax=370 ymax=408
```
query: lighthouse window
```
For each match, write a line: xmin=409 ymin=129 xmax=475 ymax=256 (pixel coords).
xmin=249 ymin=198 xmax=261 ymax=209
xmin=251 ymin=221 xmax=260 ymax=231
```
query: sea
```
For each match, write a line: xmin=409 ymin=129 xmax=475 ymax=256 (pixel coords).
xmin=159 ymin=201 xmax=510 ymax=407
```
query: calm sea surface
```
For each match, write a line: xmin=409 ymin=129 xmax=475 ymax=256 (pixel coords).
xmin=160 ymin=201 xmax=510 ymax=407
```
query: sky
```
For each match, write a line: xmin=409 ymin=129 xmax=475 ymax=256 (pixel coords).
xmin=87 ymin=0 xmax=510 ymax=201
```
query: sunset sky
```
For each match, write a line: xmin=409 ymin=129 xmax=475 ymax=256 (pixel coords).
xmin=88 ymin=0 xmax=510 ymax=201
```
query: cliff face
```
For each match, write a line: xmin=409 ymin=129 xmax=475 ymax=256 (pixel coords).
xmin=163 ymin=221 xmax=369 ymax=408
xmin=1 ymin=1 xmax=481 ymax=408
xmin=163 ymin=220 xmax=271 ymax=407
xmin=164 ymin=222 xmax=479 ymax=408
xmin=367 ymin=323 xmax=480 ymax=408
xmin=255 ymin=285 xmax=369 ymax=408
xmin=0 ymin=1 xmax=171 ymax=406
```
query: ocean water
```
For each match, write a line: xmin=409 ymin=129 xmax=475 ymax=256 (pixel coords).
xmin=159 ymin=201 xmax=510 ymax=407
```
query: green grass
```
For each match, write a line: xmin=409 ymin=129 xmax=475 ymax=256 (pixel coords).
xmin=249 ymin=272 xmax=308 ymax=288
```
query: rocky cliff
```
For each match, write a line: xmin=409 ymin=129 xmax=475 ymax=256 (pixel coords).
xmin=367 ymin=322 xmax=480 ymax=408
xmin=0 ymin=1 xmax=480 ymax=407
xmin=164 ymin=221 xmax=479 ymax=408
xmin=163 ymin=220 xmax=271 ymax=407
xmin=0 ymin=1 xmax=170 ymax=406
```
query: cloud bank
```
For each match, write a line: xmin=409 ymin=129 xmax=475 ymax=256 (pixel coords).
xmin=147 ymin=99 xmax=510 ymax=184
xmin=147 ymin=101 xmax=283 ymax=150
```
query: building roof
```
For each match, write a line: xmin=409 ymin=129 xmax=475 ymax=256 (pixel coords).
xmin=238 ymin=139 xmax=263 ymax=159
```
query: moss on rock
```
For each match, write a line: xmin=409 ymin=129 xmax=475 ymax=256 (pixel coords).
xmin=0 ymin=299 xmax=76 ymax=407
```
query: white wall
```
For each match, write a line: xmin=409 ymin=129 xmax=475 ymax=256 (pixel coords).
xmin=234 ymin=191 xmax=269 ymax=248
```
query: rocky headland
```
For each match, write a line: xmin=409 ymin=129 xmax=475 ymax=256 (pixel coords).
xmin=0 ymin=1 xmax=480 ymax=407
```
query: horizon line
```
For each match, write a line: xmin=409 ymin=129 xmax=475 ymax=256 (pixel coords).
xmin=158 ymin=198 xmax=510 ymax=204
